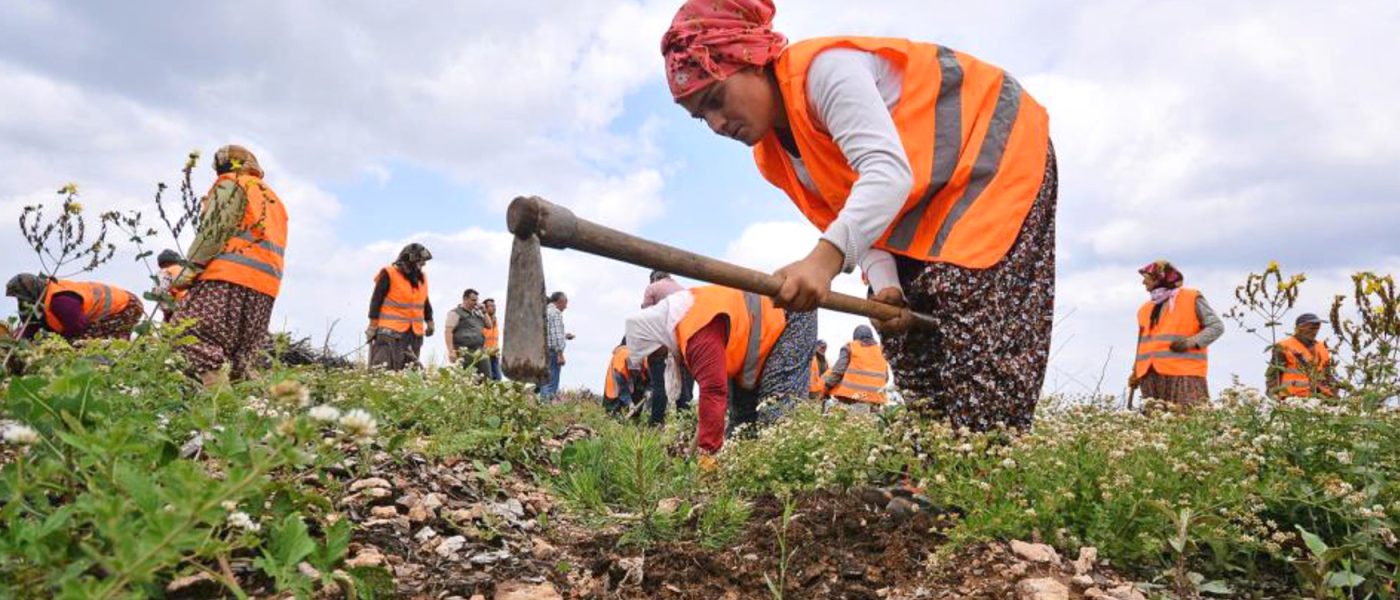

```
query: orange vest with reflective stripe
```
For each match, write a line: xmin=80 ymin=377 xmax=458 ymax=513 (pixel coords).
xmin=1134 ymin=288 xmax=1208 ymax=378
xmin=42 ymin=280 xmax=134 ymax=334
xmin=809 ymin=356 xmax=825 ymax=395
xmin=831 ymin=342 xmax=890 ymax=404
xmin=160 ymin=265 xmax=188 ymax=301
xmin=604 ymin=345 xmax=631 ymax=399
xmin=1276 ymin=336 xmax=1332 ymax=398
xmin=754 ymin=37 xmax=1051 ymax=268
xmin=199 ymin=173 xmax=288 ymax=297
xmin=373 ymin=266 xmax=429 ymax=335
xmin=675 ymin=286 xmax=787 ymax=390
xmin=483 ymin=320 xmax=499 ymax=349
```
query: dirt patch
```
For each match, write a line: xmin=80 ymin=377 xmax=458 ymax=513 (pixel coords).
xmin=555 ymin=490 xmax=1139 ymax=599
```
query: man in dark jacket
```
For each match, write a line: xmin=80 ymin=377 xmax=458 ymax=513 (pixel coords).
xmin=445 ymin=288 xmax=492 ymax=378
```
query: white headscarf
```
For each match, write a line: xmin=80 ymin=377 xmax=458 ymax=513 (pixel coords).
xmin=625 ymin=289 xmax=694 ymax=369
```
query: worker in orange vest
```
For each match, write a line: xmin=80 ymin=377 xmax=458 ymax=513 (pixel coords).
xmin=824 ymin=326 xmax=890 ymax=413
xmin=6 ymin=273 xmax=143 ymax=341
xmin=170 ymin=145 xmax=288 ymax=385
xmin=624 ymin=285 xmax=817 ymax=457
xmin=1129 ymin=261 xmax=1224 ymax=409
xmin=1266 ymin=313 xmax=1336 ymax=399
xmin=154 ymin=249 xmax=188 ymax=322
xmin=808 ymin=339 xmax=829 ymax=400
xmin=483 ymin=298 xmax=502 ymax=380
xmin=603 ymin=338 xmax=645 ymax=415
xmin=367 ymin=243 xmax=434 ymax=371
xmin=661 ymin=0 xmax=1057 ymax=433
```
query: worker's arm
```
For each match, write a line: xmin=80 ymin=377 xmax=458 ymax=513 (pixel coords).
xmin=1185 ymin=295 xmax=1225 ymax=348
xmin=442 ymin=309 xmax=460 ymax=358
xmin=367 ymin=270 xmax=390 ymax=321
xmin=423 ymin=297 xmax=435 ymax=337
xmin=47 ymin=293 xmax=90 ymax=339
xmin=824 ymin=345 xmax=851 ymax=388
xmin=185 ymin=179 xmax=247 ymax=270
xmin=685 ymin=318 xmax=730 ymax=454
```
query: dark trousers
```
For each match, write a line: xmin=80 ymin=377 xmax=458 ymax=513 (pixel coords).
xmin=648 ymin=353 xmax=694 ymax=425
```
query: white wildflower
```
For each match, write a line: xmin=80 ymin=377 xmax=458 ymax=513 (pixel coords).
xmin=1001 ymin=458 xmax=1017 ymax=469
xmin=227 ymin=511 xmax=260 ymax=532
xmin=339 ymin=409 xmax=378 ymax=443
xmin=3 ymin=423 xmax=40 ymax=446
xmin=308 ymin=404 xmax=341 ymax=423
xmin=221 ymin=501 xmax=238 ymax=511
xmin=269 ymin=380 xmax=311 ymax=409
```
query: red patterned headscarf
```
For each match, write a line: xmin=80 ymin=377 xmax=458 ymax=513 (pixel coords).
xmin=660 ymin=0 xmax=788 ymax=100
xmin=1139 ymin=260 xmax=1184 ymax=290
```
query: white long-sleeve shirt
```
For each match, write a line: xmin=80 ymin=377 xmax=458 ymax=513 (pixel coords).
xmin=788 ymin=48 xmax=912 ymax=293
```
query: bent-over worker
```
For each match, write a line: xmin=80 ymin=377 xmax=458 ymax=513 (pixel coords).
xmin=824 ymin=325 xmax=889 ymax=411
xmin=6 ymin=274 xmax=143 ymax=341
xmin=625 ymin=285 xmax=817 ymax=455
xmin=661 ymin=0 xmax=1057 ymax=432
xmin=171 ymin=145 xmax=288 ymax=385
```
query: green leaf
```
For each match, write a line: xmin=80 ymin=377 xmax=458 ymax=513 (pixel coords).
xmin=267 ymin=513 xmax=316 ymax=567
xmin=1296 ymin=525 xmax=1330 ymax=557
xmin=1327 ymin=570 xmax=1365 ymax=588
xmin=309 ymin=519 xmax=352 ymax=573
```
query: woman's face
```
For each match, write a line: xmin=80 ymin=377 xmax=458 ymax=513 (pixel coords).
xmin=678 ymin=68 xmax=780 ymax=147
xmin=1141 ymin=272 xmax=1156 ymax=291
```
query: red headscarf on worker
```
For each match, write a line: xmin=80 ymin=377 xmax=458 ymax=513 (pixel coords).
xmin=660 ymin=0 xmax=788 ymax=100
xmin=1139 ymin=260 xmax=1184 ymax=307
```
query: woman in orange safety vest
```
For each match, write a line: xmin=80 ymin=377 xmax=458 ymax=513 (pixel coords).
xmin=172 ymin=145 xmax=289 ymax=385
xmin=661 ymin=0 xmax=1056 ymax=432
xmin=5 ymin=273 xmax=143 ymax=341
xmin=1129 ymin=261 xmax=1224 ymax=409
xmin=367 ymin=243 xmax=435 ymax=371
xmin=825 ymin=326 xmax=890 ymax=411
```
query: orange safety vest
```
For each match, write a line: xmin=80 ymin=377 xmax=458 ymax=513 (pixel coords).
xmin=809 ymin=356 xmax=825 ymax=395
xmin=1134 ymin=288 xmax=1208 ymax=378
xmin=199 ymin=173 xmax=288 ymax=297
xmin=373 ymin=266 xmax=429 ymax=335
xmin=675 ymin=286 xmax=787 ymax=390
xmin=830 ymin=341 xmax=890 ymax=404
xmin=42 ymin=280 xmax=134 ymax=334
xmin=160 ymin=265 xmax=188 ymax=301
xmin=1275 ymin=336 xmax=1332 ymax=398
xmin=754 ymin=37 xmax=1051 ymax=269
xmin=483 ymin=319 xmax=499 ymax=349
xmin=604 ymin=345 xmax=632 ymax=400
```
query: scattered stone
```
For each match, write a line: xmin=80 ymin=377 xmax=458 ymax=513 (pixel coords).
xmin=297 ymin=561 xmax=321 ymax=579
xmin=531 ymin=539 xmax=557 ymax=560
xmin=1010 ymin=540 xmax=1061 ymax=565
xmin=408 ymin=503 xmax=434 ymax=523
xmin=362 ymin=516 xmax=410 ymax=531
xmin=617 ymin=555 xmax=645 ymax=587
xmin=1006 ymin=562 xmax=1028 ymax=578
xmin=350 ymin=477 xmax=392 ymax=492
xmin=1017 ymin=577 xmax=1069 ymax=600
xmin=494 ymin=580 xmax=562 ymax=600
xmin=370 ymin=506 xmax=399 ymax=519
xmin=421 ymin=492 xmax=445 ymax=510
xmin=656 ymin=497 xmax=681 ymax=516
xmin=414 ymin=526 xmax=438 ymax=543
xmin=471 ymin=595 xmax=486 ymax=600
xmin=435 ymin=535 xmax=467 ymax=558
xmin=1074 ymin=546 xmax=1099 ymax=575
xmin=1071 ymin=574 xmax=1095 ymax=588
xmin=346 ymin=547 xmax=386 ymax=568
xmin=396 ymin=491 xmax=421 ymax=509
xmin=470 ymin=549 xmax=511 ymax=565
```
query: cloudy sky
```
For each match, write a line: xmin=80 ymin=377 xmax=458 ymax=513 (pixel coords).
xmin=2 ymin=1 xmax=1397 ymax=398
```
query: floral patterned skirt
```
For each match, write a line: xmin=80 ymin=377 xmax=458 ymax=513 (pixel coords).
xmin=80 ymin=298 xmax=144 ymax=340
xmin=1136 ymin=369 xmax=1209 ymax=410
xmin=179 ymin=280 xmax=275 ymax=379
xmin=884 ymin=142 xmax=1058 ymax=433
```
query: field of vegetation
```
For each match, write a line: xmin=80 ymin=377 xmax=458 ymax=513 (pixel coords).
xmin=2 ymin=180 xmax=1399 ymax=598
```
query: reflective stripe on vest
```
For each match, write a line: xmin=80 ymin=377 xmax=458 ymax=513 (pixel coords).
xmin=739 ymin=292 xmax=764 ymax=389
xmin=753 ymin=37 xmax=1051 ymax=268
xmin=199 ymin=173 xmax=288 ymax=297
xmin=1133 ymin=288 xmax=1208 ymax=378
